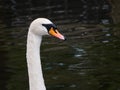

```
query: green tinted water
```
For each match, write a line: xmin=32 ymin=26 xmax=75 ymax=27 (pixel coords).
xmin=0 ymin=24 xmax=120 ymax=90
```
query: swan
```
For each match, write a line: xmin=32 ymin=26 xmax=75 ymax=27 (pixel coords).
xmin=26 ymin=18 xmax=65 ymax=90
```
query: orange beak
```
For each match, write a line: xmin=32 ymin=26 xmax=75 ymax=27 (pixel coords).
xmin=49 ymin=27 xmax=65 ymax=40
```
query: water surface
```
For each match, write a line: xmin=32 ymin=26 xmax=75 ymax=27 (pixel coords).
xmin=0 ymin=23 xmax=120 ymax=90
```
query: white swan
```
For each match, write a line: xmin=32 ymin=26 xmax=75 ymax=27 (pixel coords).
xmin=26 ymin=18 xmax=65 ymax=90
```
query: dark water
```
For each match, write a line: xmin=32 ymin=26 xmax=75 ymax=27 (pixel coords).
xmin=0 ymin=0 xmax=120 ymax=90
xmin=1 ymin=0 xmax=112 ymax=27
xmin=0 ymin=23 xmax=120 ymax=90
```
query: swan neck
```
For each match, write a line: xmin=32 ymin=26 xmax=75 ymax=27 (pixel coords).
xmin=26 ymin=31 xmax=46 ymax=90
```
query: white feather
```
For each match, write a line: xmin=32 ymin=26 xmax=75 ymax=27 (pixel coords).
xmin=26 ymin=18 xmax=53 ymax=90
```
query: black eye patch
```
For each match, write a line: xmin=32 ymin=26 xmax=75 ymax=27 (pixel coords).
xmin=42 ymin=24 xmax=57 ymax=31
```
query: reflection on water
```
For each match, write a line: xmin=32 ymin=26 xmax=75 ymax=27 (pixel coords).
xmin=0 ymin=1 xmax=118 ymax=90
xmin=1 ymin=0 xmax=112 ymax=27
xmin=0 ymin=23 xmax=120 ymax=90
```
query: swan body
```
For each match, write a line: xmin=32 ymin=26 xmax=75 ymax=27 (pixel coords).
xmin=26 ymin=18 xmax=65 ymax=90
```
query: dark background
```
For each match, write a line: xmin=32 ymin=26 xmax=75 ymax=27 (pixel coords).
xmin=0 ymin=0 xmax=120 ymax=90
xmin=0 ymin=0 xmax=117 ymax=27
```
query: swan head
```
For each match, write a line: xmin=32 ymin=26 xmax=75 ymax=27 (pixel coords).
xmin=29 ymin=18 xmax=65 ymax=40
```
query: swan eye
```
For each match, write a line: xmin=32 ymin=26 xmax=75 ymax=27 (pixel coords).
xmin=42 ymin=24 xmax=65 ymax=40
xmin=42 ymin=24 xmax=57 ymax=32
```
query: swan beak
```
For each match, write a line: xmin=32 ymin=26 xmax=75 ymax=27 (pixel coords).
xmin=49 ymin=27 xmax=65 ymax=40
